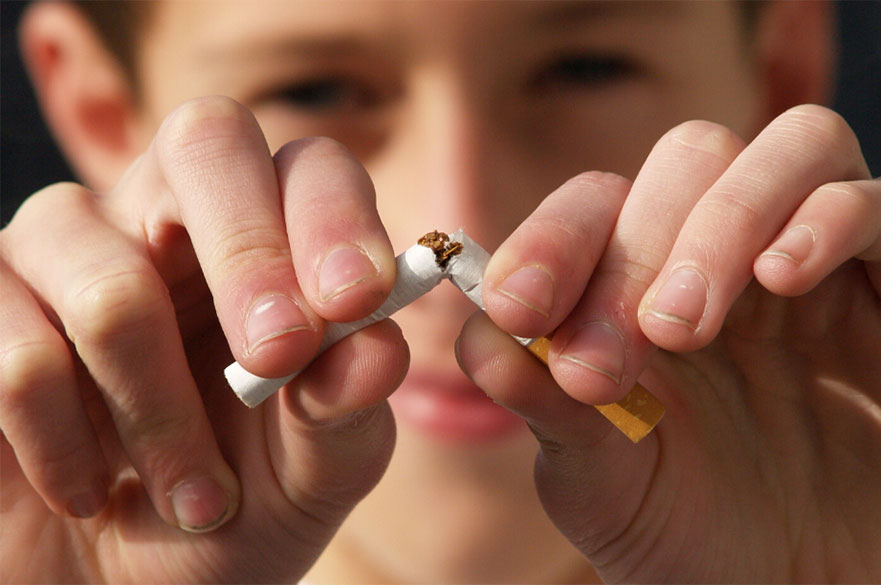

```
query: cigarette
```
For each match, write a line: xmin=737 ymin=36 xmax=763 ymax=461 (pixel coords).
xmin=225 ymin=230 xmax=664 ymax=443
xmin=445 ymin=231 xmax=665 ymax=443
xmin=225 ymin=243 xmax=446 ymax=407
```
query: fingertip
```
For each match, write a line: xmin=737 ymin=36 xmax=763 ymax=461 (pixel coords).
xmin=316 ymin=245 xmax=379 ymax=304
xmin=235 ymin=289 xmax=324 ymax=380
xmin=753 ymin=224 xmax=819 ymax=296
xmin=170 ymin=468 xmax=241 ymax=533
xmin=311 ymin=240 xmax=396 ymax=322
xmin=550 ymin=321 xmax=630 ymax=406
xmin=274 ymin=136 xmax=396 ymax=323
xmin=65 ymin=475 xmax=110 ymax=519
xmin=484 ymin=262 xmax=557 ymax=337
xmin=753 ymin=255 xmax=811 ymax=297
xmin=638 ymin=265 xmax=714 ymax=352
xmin=456 ymin=311 xmax=568 ymax=419
xmin=285 ymin=319 xmax=409 ymax=423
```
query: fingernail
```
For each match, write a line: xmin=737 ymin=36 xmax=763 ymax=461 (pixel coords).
xmin=559 ymin=321 xmax=626 ymax=385
xmin=761 ymin=224 xmax=815 ymax=266
xmin=66 ymin=477 xmax=108 ymax=518
xmin=647 ymin=267 xmax=708 ymax=329
xmin=171 ymin=476 xmax=231 ymax=533
xmin=497 ymin=265 xmax=555 ymax=318
xmin=245 ymin=294 xmax=311 ymax=354
xmin=318 ymin=245 xmax=378 ymax=302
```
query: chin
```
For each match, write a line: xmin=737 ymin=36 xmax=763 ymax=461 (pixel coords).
xmin=311 ymin=396 xmax=595 ymax=584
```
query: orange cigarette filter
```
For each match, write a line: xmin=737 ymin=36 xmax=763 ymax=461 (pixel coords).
xmin=433 ymin=229 xmax=665 ymax=444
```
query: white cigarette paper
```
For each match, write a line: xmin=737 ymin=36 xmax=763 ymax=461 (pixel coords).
xmin=450 ymin=230 xmax=665 ymax=443
xmin=226 ymin=238 xmax=459 ymax=407
xmin=446 ymin=230 xmax=534 ymax=348
xmin=225 ymin=229 xmax=664 ymax=443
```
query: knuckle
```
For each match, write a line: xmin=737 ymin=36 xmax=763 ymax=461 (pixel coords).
xmin=64 ymin=266 xmax=169 ymax=348
xmin=816 ymin=181 xmax=880 ymax=216
xmin=595 ymin=250 xmax=662 ymax=293
xmin=284 ymin=135 xmax=353 ymax=161
xmin=123 ymin=404 xmax=197 ymax=452
xmin=0 ymin=339 xmax=71 ymax=416
xmin=3 ymin=183 xmax=94 ymax=237
xmin=208 ymin=221 xmax=292 ymax=276
xmin=563 ymin=170 xmax=632 ymax=194
xmin=123 ymin=415 xmax=221 ymax=499
xmin=156 ymin=96 xmax=260 ymax=176
xmin=702 ymin=188 xmax=764 ymax=233
xmin=777 ymin=105 xmax=862 ymax=165
xmin=663 ymin=120 xmax=745 ymax=162
xmin=528 ymin=210 xmax=589 ymax=246
xmin=160 ymin=95 xmax=253 ymax=143
xmin=275 ymin=136 xmax=373 ymax=206
xmin=29 ymin=435 xmax=95 ymax=496
xmin=782 ymin=104 xmax=849 ymax=136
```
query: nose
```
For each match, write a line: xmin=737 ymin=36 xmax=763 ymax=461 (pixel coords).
xmin=371 ymin=71 xmax=534 ymax=253
xmin=368 ymin=71 xmax=538 ymax=362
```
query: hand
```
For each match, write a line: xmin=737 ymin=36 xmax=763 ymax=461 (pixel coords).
xmin=0 ymin=96 xmax=406 ymax=583
xmin=458 ymin=105 xmax=881 ymax=581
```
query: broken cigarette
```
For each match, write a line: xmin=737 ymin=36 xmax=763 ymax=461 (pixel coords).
xmin=444 ymin=230 xmax=665 ymax=443
xmin=225 ymin=242 xmax=446 ymax=407
xmin=225 ymin=230 xmax=664 ymax=442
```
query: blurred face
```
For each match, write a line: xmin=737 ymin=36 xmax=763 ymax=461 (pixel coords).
xmin=131 ymin=1 xmax=762 ymax=581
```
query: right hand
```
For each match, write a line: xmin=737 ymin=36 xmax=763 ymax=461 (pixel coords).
xmin=0 ymin=96 xmax=406 ymax=583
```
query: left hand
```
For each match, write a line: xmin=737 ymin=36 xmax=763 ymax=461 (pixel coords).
xmin=457 ymin=104 xmax=881 ymax=582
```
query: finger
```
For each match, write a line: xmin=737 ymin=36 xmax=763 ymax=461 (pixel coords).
xmin=277 ymin=138 xmax=396 ymax=323
xmin=456 ymin=311 xmax=606 ymax=439
xmin=639 ymin=105 xmax=873 ymax=351
xmin=137 ymin=96 xmax=321 ymax=379
xmin=482 ymin=171 xmax=633 ymax=339
xmin=263 ymin=319 xmax=407 ymax=530
xmin=456 ymin=311 xmax=659 ymax=560
xmin=0 ymin=251 xmax=108 ymax=518
xmin=4 ymin=184 xmax=240 ymax=532
xmin=516 ymin=121 xmax=745 ymax=405
xmin=754 ymin=178 xmax=881 ymax=295
xmin=143 ymin=97 xmax=393 ymax=380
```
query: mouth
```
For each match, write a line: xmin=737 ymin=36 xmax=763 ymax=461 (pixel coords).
xmin=389 ymin=370 xmax=527 ymax=443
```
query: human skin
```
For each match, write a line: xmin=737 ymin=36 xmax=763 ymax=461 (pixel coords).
xmin=2 ymin=1 xmax=880 ymax=583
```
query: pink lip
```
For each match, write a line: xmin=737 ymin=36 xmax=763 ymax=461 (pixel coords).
xmin=389 ymin=370 xmax=527 ymax=443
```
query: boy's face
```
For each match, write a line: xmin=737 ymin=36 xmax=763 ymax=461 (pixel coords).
xmin=127 ymin=1 xmax=763 ymax=581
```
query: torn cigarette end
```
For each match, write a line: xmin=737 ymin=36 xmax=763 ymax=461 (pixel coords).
xmin=226 ymin=229 xmax=664 ymax=443
xmin=225 ymin=242 xmax=444 ymax=407
xmin=418 ymin=230 xmax=464 ymax=268
xmin=431 ymin=230 xmax=664 ymax=444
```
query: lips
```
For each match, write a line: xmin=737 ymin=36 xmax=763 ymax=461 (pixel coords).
xmin=389 ymin=370 xmax=527 ymax=443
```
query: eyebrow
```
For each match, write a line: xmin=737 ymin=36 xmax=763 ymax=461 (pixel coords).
xmin=200 ymin=36 xmax=371 ymax=65
xmin=535 ymin=0 xmax=686 ymax=27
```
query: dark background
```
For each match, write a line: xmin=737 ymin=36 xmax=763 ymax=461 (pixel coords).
xmin=3 ymin=0 xmax=880 ymax=226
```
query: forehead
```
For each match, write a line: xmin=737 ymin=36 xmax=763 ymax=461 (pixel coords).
xmin=147 ymin=1 xmax=719 ymax=51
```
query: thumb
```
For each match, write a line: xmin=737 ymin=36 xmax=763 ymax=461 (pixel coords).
xmin=457 ymin=311 xmax=661 ymax=578
xmin=262 ymin=319 xmax=405 ymax=536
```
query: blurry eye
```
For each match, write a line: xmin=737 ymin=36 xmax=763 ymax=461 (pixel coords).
xmin=274 ymin=77 xmax=378 ymax=112
xmin=531 ymin=54 xmax=639 ymax=91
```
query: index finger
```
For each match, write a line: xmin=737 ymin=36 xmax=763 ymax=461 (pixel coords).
xmin=141 ymin=97 xmax=394 ymax=379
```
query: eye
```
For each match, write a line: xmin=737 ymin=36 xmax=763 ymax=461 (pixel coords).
xmin=530 ymin=53 xmax=640 ymax=91
xmin=273 ymin=76 xmax=379 ymax=113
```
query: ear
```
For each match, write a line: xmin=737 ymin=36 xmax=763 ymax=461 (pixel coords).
xmin=18 ymin=1 xmax=144 ymax=192
xmin=751 ymin=0 xmax=837 ymax=127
